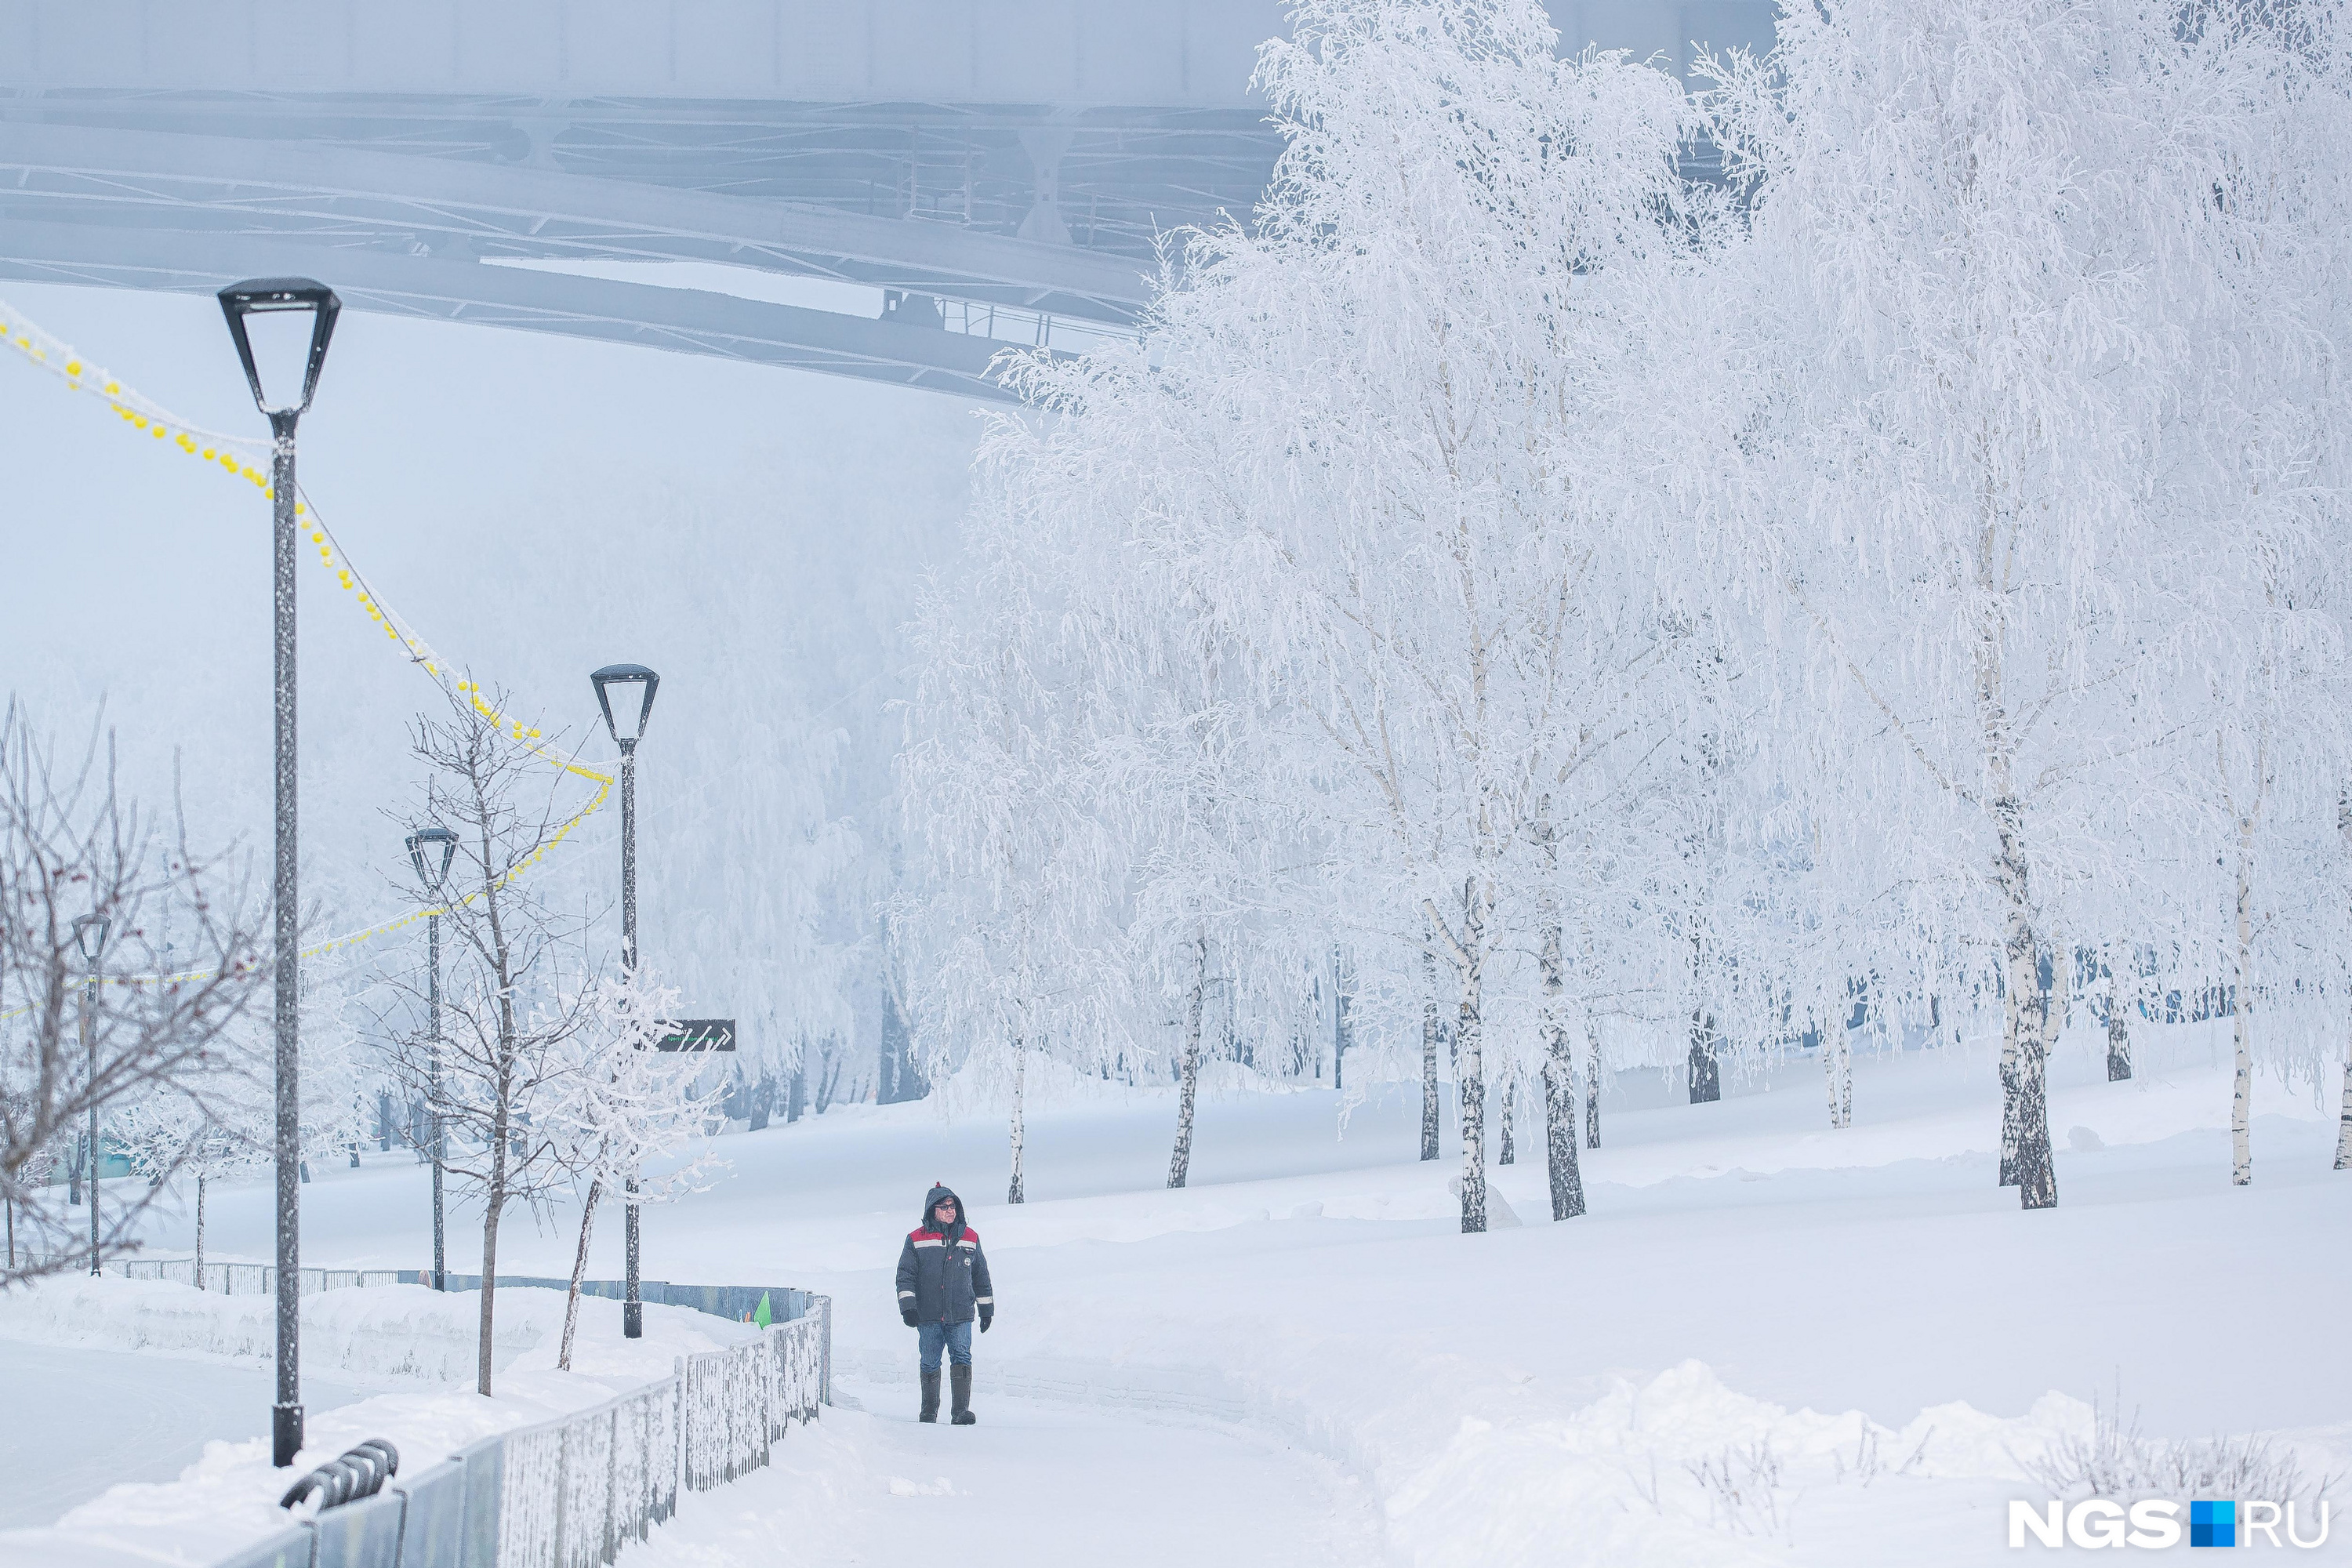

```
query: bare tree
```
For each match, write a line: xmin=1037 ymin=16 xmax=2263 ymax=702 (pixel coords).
xmin=0 ymin=705 xmax=263 ymax=1287
xmin=383 ymin=690 xmax=597 ymax=1396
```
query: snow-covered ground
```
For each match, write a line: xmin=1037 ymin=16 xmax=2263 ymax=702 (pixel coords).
xmin=0 ymin=1284 xmax=751 ymax=1566
xmin=5 ymin=1019 xmax=2347 ymax=1564
xmin=0 ymin=1345 xmax=387 ymax=1530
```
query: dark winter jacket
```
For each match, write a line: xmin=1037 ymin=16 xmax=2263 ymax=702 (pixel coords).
xmin=895 ymin=1184 xmax=994 ymax=1328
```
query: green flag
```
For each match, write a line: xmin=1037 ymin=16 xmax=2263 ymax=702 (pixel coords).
xmin=753 ymin=1290 xmax=773 ymax=1329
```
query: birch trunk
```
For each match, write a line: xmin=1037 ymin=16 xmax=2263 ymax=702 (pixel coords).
xmin=1420 ymin=946 xmax=1441 ymax=1162
xmin=1584 ymin=1027 xmax=1602 ymax=1149
xmin=2231 ymin=814 xmax=2256 ymax=1187
xmin=1167 ymin=935 xmax=1208 ymax=1190
xmin=1971 ymin=481 xmax=2058 ymax=1206
xmin=1543 ymin=1027 xmax=1586 ymax=1219
xmin=1457 ymin=966 xmax=1487 ymax=1231
xmin=1007 ymin=1034 xmax=1027 ymax=1205
xmin=194 ymin=1175 xmax=205 ymax=1290
xmin=2336 ymin=1035 xmax=2352 ymax=1170
xmin=1427 ymin=884 xmax=1491 ymax=1232
xmin=1498 ymin=1076 xmax=1514 ymax=1165
xmin=1536 ymin=862 xmax=1584 ymax=1218
xmin=1825 ymin=1028 xmax=1853 ymax=1129
xmin=558 ymin=1178 xmax=601 ymax=1371
xmin=1993 ymin=812 xmax=2057 ymax=1208
xmin=1331 ymin=949 xmax=1352 ymax=1095
xmin=2105 ymin=944 xmax=2133 ymax=1081
xmin=2221 ymin=724 xmax=2267 ymax=1187
xmin=1688 ymin=1010 xmax=1722 ymax=1103
xmin=2339 ymin=794 xmax=2352 ymax=1171
xmin=1998 ymin=1012 xmax=2023 ymax=1187
xmin=1686 ymin=931 xmax=1720 ymax=1104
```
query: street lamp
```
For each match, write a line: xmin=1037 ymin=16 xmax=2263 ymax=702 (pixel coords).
xmin=220 ymin=275 xmax=340 ymax=1471
xmin=72 ymin=913 xmax=109 ymax=1276
xmin=405 ymin=826 xmax=458 ymax=1292
xmin=590 ymin=662 xmax=658 ymax=1339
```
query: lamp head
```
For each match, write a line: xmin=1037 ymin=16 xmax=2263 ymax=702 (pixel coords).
xmin=216 ymin=278 xmax=341 ymax=418
xmin=71 ymin=911 xmax=111 ymax=967
xmin=406 ymin=824 xmax=459 ymax=895
xmin=590 ymin=664 xmax=660 ymax=746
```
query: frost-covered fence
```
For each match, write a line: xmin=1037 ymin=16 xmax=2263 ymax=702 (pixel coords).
xmin=13 ymin=1254 xmax=409 ymax=1294
xmin=678 ymin=1310 xmax=826 ymax=1491
xmin=207 ymin=1290 xmax=830 ymax=1568
xmin=495 ymin=1375 xmax=681 ymax=1568
xmin=490 ymin=1314 xmax=824 ymax=1568
xmin=110 ymin=1258 xmax=406 ymax=1294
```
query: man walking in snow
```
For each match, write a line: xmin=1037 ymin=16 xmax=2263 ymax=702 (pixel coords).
xmin=895 ymin=1183 xmax=994 ymax=1425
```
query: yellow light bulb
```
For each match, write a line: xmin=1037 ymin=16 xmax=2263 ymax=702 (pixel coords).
xmin=66 ymin=361 xmax=82 ymax=377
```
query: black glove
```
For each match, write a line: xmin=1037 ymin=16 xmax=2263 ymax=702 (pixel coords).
xmin=978 ymin=1306 xmax=994 ymax=1334
xmin=901 ymin=1307 xmax=919 ymax=1328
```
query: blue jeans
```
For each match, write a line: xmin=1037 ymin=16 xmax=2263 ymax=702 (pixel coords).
xmin=917 ymin=1319 xmax=973 ymax=1373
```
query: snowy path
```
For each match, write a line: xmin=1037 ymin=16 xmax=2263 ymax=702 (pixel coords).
xmin=0 ymin=1342 xmax=383 ymax=1528
xmin=631 ymin=1379 xmax=1385 ymax=1567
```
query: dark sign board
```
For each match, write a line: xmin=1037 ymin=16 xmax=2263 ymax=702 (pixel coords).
xmin=653 ymin=1018 xmax=735 ymax=1052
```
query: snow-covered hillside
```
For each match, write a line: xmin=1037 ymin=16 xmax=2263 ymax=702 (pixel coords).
xmin=8 ymin=1024 xmax=2345 ymax=1566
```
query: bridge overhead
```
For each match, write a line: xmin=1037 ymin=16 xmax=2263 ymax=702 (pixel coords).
xmin=0 ymin=2 xmax=1773 ymax=401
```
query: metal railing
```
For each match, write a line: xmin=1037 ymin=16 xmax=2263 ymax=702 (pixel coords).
xmin=112 ymin=1258 xmax=408 ymax=1294
xmin=205 ymin=1287 xmax=829 ymax=1568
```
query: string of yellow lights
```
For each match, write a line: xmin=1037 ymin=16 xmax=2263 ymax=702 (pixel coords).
xmin=1 ymin=295 xmax=615 ymax=989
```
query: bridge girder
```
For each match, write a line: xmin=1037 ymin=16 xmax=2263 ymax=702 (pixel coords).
xmin=0 ymin=2 xmax=1773 ymax=396
xmin=0 ymin=216 xmax=1040 ymax=402
xmin=0 ymin=121 xmax=1155 ymax=322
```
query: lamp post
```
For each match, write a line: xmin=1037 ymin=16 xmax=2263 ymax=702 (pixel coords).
xmin=405 ymin=826 xmax=458 ymax=1291
xmin=219 ymin=276 xmax=340 ymax=1470
xmin=71 ymin=913 xmax=109 ymax=1275
xmin=590 ymin=662 xmax=659 ymax=1339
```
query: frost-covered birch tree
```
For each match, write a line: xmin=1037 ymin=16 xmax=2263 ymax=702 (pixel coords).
xmin=1701 ymin=0 xmax=2311 ymax=1207
xmin=896 ymin=532 xmax=1127 ymax=1204
xmin=547 ymin=971 xmax=726 ymax=1370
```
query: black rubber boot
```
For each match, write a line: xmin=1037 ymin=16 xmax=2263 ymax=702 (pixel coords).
xmin=919 ymin=1370 xmax=941 ymax=1424
xmin=950 ymin=1364 xmax=977 ymax=1425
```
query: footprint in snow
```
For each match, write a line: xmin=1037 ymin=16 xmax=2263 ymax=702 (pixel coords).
xmin=888 ymin=1476 xmax=959 ymax=1497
